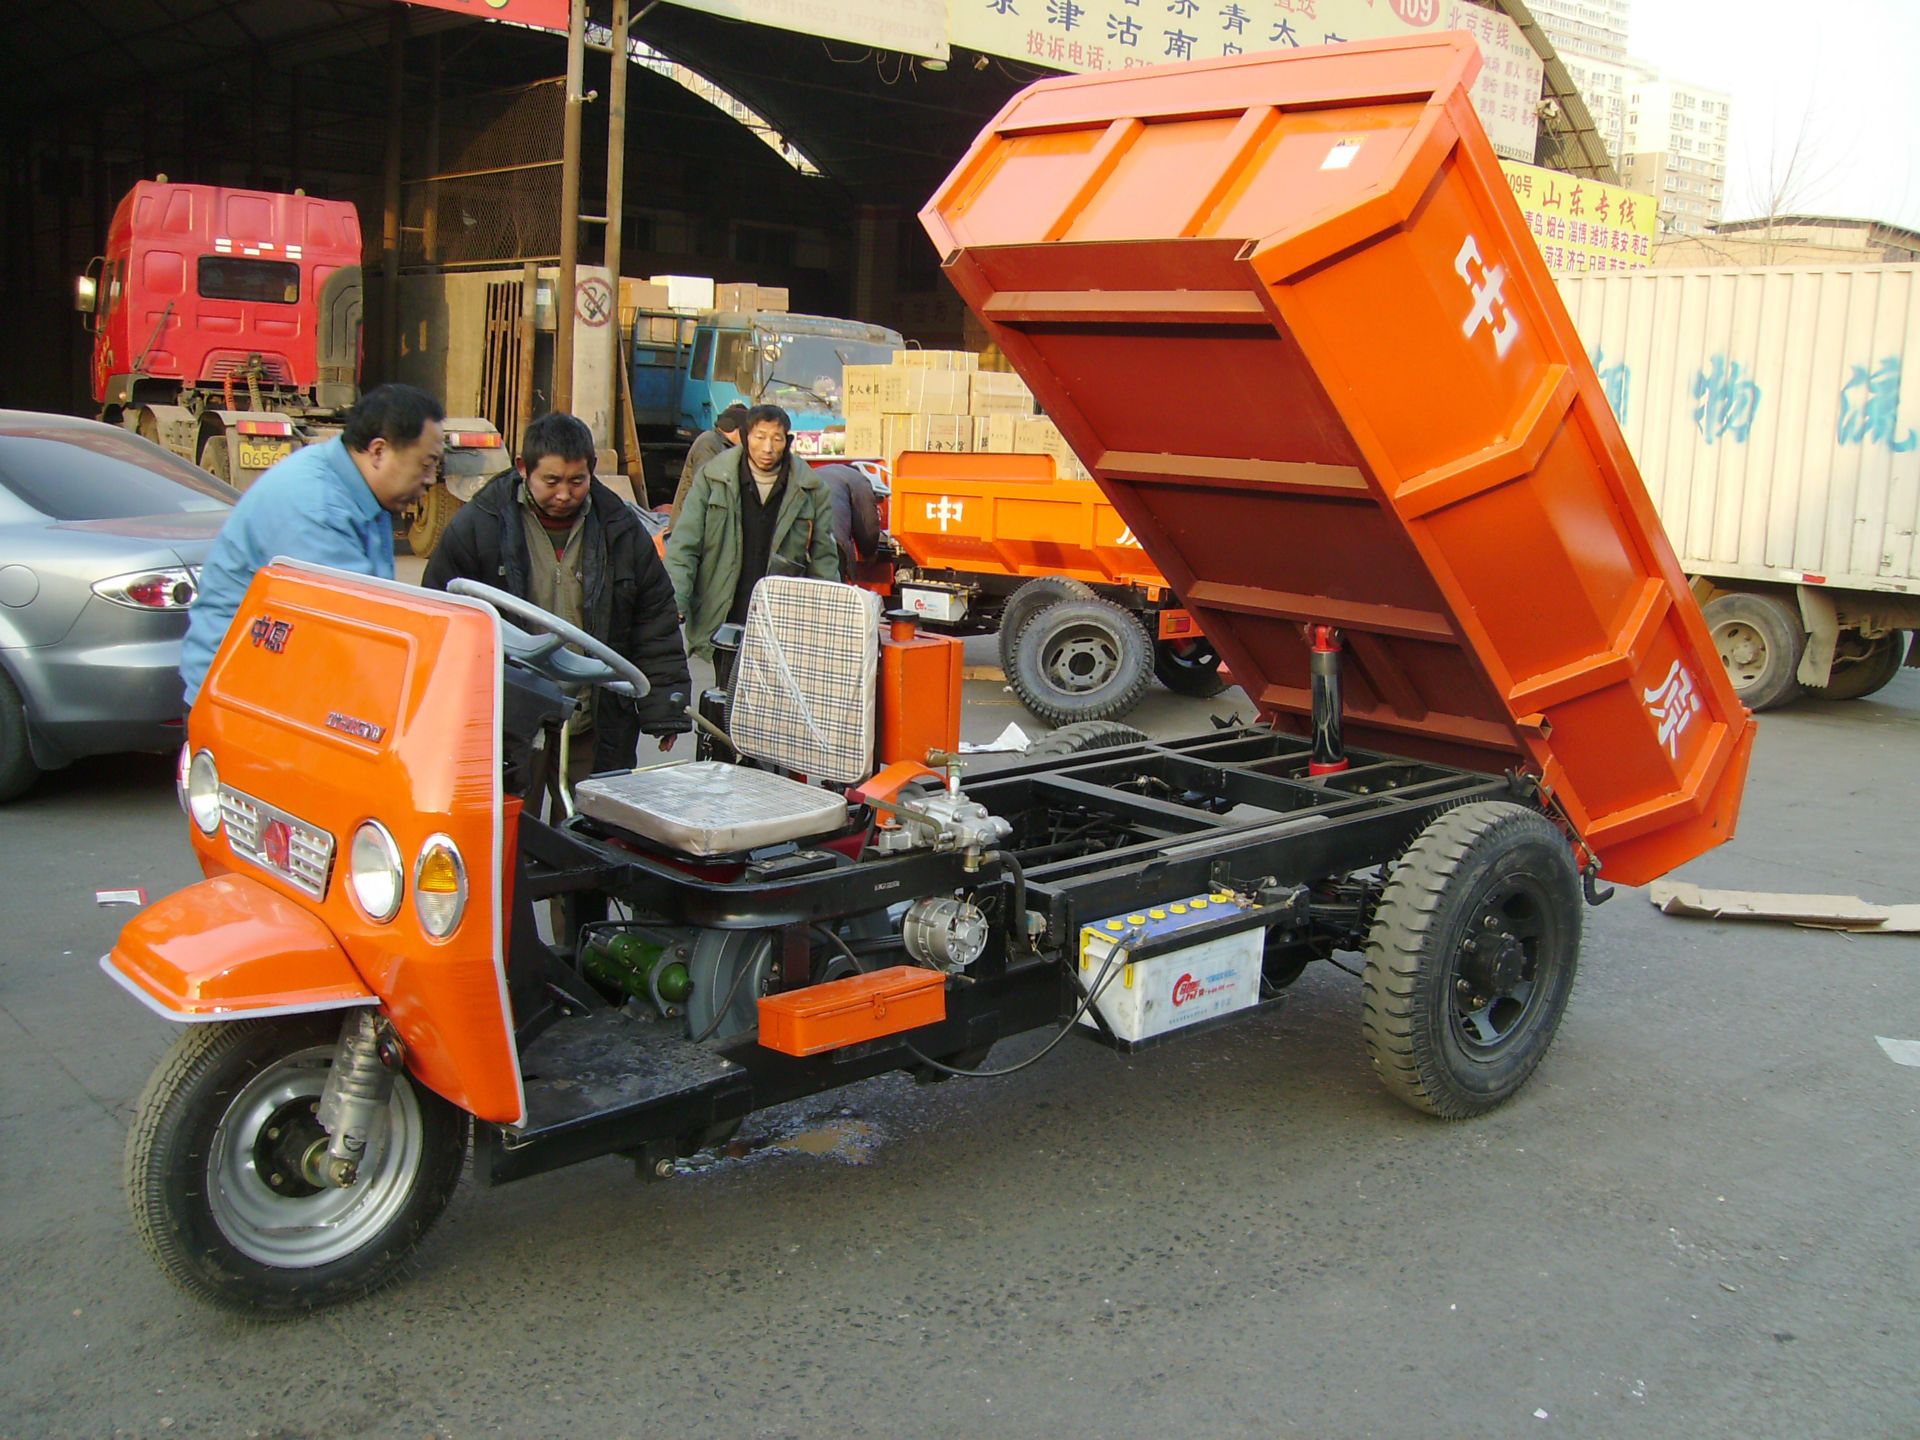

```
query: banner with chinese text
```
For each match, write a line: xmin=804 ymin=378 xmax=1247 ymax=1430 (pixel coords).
xmin=1498 ymin=161 xmax=1655 ymax=274
xmin=949 ymin=0 xmax=1542 ymax=162
xmin=402 ymin=0 xmax=571 ymax=32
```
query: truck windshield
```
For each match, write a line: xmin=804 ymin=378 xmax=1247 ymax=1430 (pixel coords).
xmin=197 ymin=256 xmax=300 ymax=305
xmin=756 ymin=333 xmax=896 ymax=417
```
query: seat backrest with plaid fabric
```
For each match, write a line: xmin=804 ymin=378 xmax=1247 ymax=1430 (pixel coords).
xmin=729 ymin=577 xmax=881 ymax=784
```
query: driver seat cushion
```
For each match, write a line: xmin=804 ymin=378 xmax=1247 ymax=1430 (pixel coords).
xmin=574 ymin=762 xmax=849 ymax=857
xmin=728 ymin=576 xmax=881 ymax=785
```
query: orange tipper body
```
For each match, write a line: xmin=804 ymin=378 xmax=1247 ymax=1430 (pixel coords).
xmin=920 ymin=34 xmax=1754 ymax=887
xmin=104 ymin=561 xmax=524 ymax=1124
xmin=890 ymin=451 xmax=1171 ymax=592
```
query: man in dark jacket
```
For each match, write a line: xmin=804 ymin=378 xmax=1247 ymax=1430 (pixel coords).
xmin=668 ymin=403 xmax=748 ymax=527
xmin=814 ymin=462 xmax=881 ymax=580
xmin=424 ymin=411 xmax=691 ymax=770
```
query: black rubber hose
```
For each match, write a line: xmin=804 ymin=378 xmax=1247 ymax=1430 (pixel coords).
xmin=989 ymin=849 xmax=1030 ymax=954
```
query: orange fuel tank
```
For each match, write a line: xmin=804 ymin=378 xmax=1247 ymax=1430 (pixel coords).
xmin=879 ymin=612 xmax=964 ymax=767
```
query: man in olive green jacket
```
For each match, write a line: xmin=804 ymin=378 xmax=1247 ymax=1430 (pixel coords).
xmin=664 ymin=403 xmax=839 ymax=657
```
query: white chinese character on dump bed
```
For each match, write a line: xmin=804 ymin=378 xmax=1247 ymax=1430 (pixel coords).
xmin=1642 ymin=659 xmax=1702 ymax=759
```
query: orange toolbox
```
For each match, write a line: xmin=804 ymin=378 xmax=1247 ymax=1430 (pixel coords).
xmin=757 ymin=966 xmax=948 ymax=1058
xmin=920 ymin=33 xmax=1753 ymax=885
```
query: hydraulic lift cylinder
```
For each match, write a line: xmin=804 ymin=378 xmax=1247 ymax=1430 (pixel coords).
xmin=1308 ymin=624 xmax=1347 ymax=776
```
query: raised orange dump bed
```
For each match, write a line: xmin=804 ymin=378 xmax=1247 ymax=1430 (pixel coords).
xmin=921 ymin=34 xmax=1752 ymax=886
xmin=890 ymin=450 xmax=1170 ymax=593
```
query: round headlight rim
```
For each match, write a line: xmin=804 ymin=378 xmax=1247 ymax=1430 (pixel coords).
xmin=411 ymin=832 xmax=469 ymax=941
xmin=349 ymin=819 xmax=405 ymax=924
xmin=175 ymin=742 xmax=192 ymax=819
xmin=186 ymin=748 xmax=222 ymax=835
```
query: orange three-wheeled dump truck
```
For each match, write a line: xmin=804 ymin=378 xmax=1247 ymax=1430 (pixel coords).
xmin=106 ymin=35 xmax=1752 ymax=1314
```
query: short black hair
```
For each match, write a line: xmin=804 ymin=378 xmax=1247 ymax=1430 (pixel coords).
xmin=743 ymin=404 xmax=791 ymax=437
xmin=715 ymin=403 xmax=750 ymax=439
xmin=518 ymin=411 xmax=597 ymax=472
xmin=342 ymin=383 xmax=445 ymax=452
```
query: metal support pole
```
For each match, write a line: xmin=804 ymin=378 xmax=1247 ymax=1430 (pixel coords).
xmin=1308 ymin=624 xmax=1348 ymax=776
xmin=605 ymin=0 xmax=630 ymax=466
xmin=555 ymin=0 xmax=586 ymax=413
xmin=422 ymin=32 xmax=442 ymax=264
xmin=380 ymin=4 xmax=406 ymax=385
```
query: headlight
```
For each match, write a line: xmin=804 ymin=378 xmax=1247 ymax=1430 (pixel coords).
xmin=349 ymin=821 xmax=404 ymax=922
xmin=186 ymin=749 xmax=221 ymax=834
xmin=413 ymin=835 xmax=468 ymax=939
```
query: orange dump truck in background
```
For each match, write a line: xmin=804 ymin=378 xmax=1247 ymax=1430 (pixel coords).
xmin=888 ymin=450 xmax=1227 ymax=723
xmin=921 ymin=32 xmax=1752 ymax=886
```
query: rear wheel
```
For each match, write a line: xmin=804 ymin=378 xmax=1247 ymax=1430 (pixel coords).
xmin=1360 ymin=802 xmax=1581 ymax=1119
xmin=1703 ymin=591 xmax=1805 ymax=711
xmin=0 ymin=668 xmax=40 ymax=803
xmin=408 ymin=483 xmax=461 ymax=559
xmin=198 ymin=434 xmax=233 ymax=488
xmin=996 ymin=577 xmax=1095 ymax=675
xmin=125 ymin=1014 xmax=468 ymax=1314
xmin=1154 ymin=635 xmax=1226 ymax=697
xmin=1007 ymin=596 xmax=1154 ymax=725
xmin=1809 ymin=630 xmax=1908 ymax=701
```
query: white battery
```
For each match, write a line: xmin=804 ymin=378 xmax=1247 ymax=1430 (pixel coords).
xmin=1076 ymin=892 xmax=1264 ymax=1044
xmin=900 ymin=584 xmax=968 ymax=623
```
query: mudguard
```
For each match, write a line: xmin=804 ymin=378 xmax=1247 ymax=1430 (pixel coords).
xmin=103 ymin=873 xmax=375 ymax=1020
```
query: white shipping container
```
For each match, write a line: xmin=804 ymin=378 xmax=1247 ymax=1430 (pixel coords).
xmin=1556 ymin=265 xmax=1920 ymax=595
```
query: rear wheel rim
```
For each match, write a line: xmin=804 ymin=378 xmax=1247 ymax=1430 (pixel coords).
xmin=206 ymin=1043 xmax=427 ymax=1267
xmin=1449 ymin=877 xmax=1554 ymax=1056
xmin=1712 ymin=619 xmax=1769 ymax=688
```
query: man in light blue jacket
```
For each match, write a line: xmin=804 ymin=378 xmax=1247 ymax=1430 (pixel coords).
xmin=179 ymin=384 xmax=445 ymax=704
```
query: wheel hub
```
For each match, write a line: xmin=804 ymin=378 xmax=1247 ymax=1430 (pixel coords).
xmin=1045 ymin=632 xmax=1120 ymax=691
xmin=1451 ymin=902 xmax=1542 ymax=1050
xmin=1713 ymin=620 xmax=1766 ymax=680
xmin=252 ymin=1096 xmax=326 ymax=1198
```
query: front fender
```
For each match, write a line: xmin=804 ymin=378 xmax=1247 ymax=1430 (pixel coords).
xmin=103 ymin=873 xmax=375 ymax=1021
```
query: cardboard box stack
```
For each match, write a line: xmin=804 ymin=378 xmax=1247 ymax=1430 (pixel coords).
xmin=714 ymin=282 xmax=790 ymax=314
xmin=846 ymin=348 xmax=1088 ymax=477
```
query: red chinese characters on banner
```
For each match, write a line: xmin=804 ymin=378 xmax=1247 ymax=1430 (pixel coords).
xmin=401 ymin=0 xmax=569 ymax=33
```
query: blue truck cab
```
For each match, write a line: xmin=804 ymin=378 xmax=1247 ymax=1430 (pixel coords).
xmin=629 ymin=308 xmax=902 ymax=460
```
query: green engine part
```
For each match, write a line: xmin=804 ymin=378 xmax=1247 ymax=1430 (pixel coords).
xmin=583 ymin=931 xmax=691 ymax=1005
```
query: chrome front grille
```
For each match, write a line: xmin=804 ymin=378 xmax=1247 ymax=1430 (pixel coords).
xmin=220 ymin=786 xmax=335 ymax=900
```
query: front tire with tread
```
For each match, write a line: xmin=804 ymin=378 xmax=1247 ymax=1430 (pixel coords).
xmin=1361 ymin=802 xmax=1581 ymax=1119
xmin=1703 ymin=591 xmax=1805 ymax=711
xmin=125 ymin=1014 xmax=467 ymax=1314
xmin=0 ymin=668 xmax=40 ymax=802
xmin=1006 ymin=596 xmax=1154 ymax=725
xmin=996 ymin=577 xmax=1095 ymax=675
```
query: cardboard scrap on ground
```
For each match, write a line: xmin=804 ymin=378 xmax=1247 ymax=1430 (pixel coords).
xmin=1648 ymin=881 xmax=1920 ymax=934
xmin=959 ymin=722 xmax=1030 ymax=754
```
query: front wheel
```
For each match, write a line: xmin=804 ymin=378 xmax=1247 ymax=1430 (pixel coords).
xmin=125 ymin=1014 xmax=468 ymax=1314
xmin=1360 ymin=802 xmax=1581 ymax=1118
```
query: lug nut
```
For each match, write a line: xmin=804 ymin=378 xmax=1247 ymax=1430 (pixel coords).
xmin=653 ymin=1158 xmax=674 ymax=1178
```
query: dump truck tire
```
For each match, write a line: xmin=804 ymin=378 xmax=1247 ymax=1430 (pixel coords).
xmin=1007 ymin=597 xmax=1153 ymax=725
xmin=996 ymin=577 xmax=1096 ymax=675
xmin=1809 ymin=630 xmax=1907 ymax=701
xmin=408 ymin=484 xmax=461 ymax=559
xmin=1703 ymin=591 xmax=1805 ymax=711
xmin=1022 ymin=720 xmax=1149 ymax=759
xmin=1154 ymin=635 xmax=1226 ymax=697
xmin=1360 ymin=801 xmax=1581 ymax=1119
xmin=198 ymin=434 xmax=233 ymax=488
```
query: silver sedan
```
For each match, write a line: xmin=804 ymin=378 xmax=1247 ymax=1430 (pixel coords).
xmin=0 ymin=411 xmax=235 ymax=800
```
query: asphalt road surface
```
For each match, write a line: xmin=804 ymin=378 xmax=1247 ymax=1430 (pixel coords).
xmin=3 ymin=656 xmax=1917 ymax=1440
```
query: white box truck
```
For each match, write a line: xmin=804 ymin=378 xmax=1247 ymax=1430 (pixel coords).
xmin=1558 ymin=265 xmax=1920 ymax=708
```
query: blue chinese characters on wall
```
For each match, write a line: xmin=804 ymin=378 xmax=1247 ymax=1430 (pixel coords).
xmin=1836 ymin=357 xmax=1916 ymax=453
xmin=1691 ymin=355 xmax=1761 ymax=445
xmin=1592 ymin=349 xmax=1630 ymax=423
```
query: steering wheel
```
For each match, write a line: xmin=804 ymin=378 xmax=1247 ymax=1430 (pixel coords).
xmin=446 ymin=578 xmax=650 ymax=698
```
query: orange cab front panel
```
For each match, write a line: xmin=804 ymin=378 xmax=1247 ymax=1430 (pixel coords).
xmin=921 ymin=35 xmax=1753 ymax=886
xmin=165 ymin=562 xmax=521 ymax=1123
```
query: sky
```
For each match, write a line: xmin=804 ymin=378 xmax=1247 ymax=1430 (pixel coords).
xmin=1627 ymin=0 xmax=1920 ymax=230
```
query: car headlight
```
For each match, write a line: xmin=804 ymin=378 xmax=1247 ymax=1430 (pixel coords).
xmin=413 ymin=835 xmax=468 ymax=939
xmin=186 ymin=749 xmax=221 ymax=834
xmin=349 ymin=821 xmax=404 ymax=922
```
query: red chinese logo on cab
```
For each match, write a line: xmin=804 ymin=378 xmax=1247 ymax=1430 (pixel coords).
xmin=1390 ymin=0 xmax=1441 ymax=25
xmin=249 ymin=615 xmax=293 ymax=653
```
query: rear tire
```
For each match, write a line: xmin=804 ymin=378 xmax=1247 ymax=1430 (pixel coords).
xmin=996 ymin=577 xmax=1095 ymax=675
xmin=125 ymin=1014 xmax=468 ymax=1314
xmin=1703 ymin=591 xmax=1805 ymax=711
xmin=408 ymin=484 xmax=461 ymax=559
xmin=198 ymin=434 xmax=233 ymax=488
xmin=1809 ymin=630 xmax=1907 ymax=701
xmin=1021 ymin=720 xmax=1149 ymax=759
xmin=1007 ymin=596 xmax=1154 ymax=725
xmin=1360 ymin=802 xmax=1581 ymax=1119
xmin=1154 ymin=635 xmax=1226 ymax=697
xmin=0 ymin=668 xmax=41 ymax=803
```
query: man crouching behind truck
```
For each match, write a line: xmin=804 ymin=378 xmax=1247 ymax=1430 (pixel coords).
xmin=178 ymin=383 xmax=445 ymax=705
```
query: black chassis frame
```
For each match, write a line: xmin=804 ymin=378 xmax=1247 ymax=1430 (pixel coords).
xmin=471 ymin=725 xmax=1520 ymax=1185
